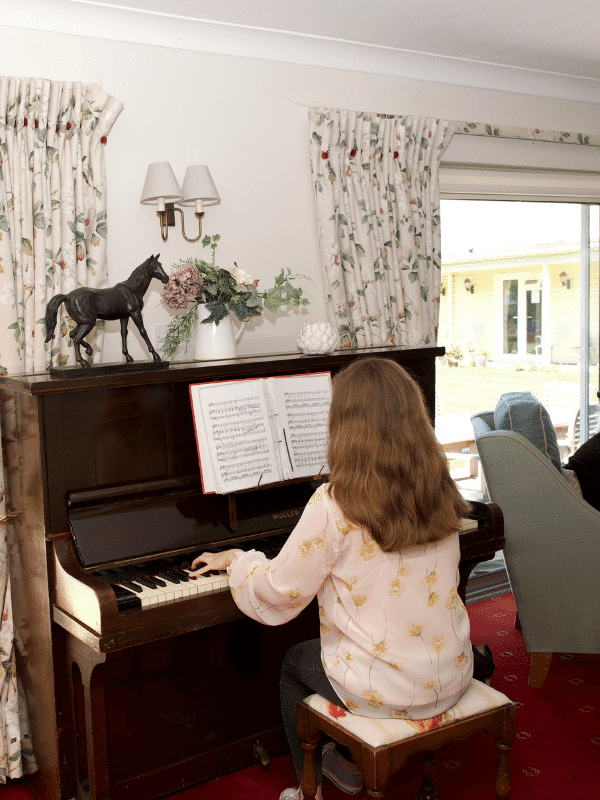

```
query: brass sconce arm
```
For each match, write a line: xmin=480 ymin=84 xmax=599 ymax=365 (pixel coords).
xmin=157 ymin=203 xmax=205 ymax=243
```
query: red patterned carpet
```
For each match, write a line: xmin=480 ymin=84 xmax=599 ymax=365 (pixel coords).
xmin=3 ymin=592 xmax=599 ymax=799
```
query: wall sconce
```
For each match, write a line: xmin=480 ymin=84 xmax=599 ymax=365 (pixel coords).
xmin=464 ymin=278 xmax=475 ymax=294
xmin=559 ymin=271 xmax=571 ymax=289
xmin=140 ymin=162 xmax=221 ymax=242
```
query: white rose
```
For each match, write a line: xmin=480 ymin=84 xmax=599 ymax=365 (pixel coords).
xmin=230 ymin=265 xmax=254 ymax=286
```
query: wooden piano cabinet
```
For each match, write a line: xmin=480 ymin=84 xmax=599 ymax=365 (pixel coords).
xmin=52 ymin=503 xmax=502 ymax=800
xmin=0 ymin=346 xmax=449 ymax=800
xmin=61 ymin=606 xmax=320 ymax=800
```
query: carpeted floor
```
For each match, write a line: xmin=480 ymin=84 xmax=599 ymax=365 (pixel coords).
xmin=3 ymin=591 xmax=599 ymax=799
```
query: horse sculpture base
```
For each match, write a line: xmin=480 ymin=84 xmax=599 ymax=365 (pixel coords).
xmin=49 ymin=359 xmax=170 ymax=379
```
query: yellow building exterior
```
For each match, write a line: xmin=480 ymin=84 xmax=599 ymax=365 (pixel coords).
xmin=439 ymin=241 xmax=600 ymax=366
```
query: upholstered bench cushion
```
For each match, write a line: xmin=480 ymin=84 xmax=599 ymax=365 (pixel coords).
xmin=303 ymin=679 xmax=512 ymax=748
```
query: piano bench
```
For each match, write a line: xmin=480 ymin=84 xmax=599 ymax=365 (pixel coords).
xmin=297 ymin=680 xmax=516 ymax=800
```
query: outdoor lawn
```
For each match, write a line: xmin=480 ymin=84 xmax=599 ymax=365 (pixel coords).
xmin=435 ymin=361 xmax=595 ymax=417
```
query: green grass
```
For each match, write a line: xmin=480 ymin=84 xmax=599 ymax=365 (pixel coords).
xmin=436 ymin=362 xmax=594 ymax=416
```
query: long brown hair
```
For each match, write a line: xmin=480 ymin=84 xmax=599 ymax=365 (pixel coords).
xmin=327 ymin=357 xmax=470 ymax=551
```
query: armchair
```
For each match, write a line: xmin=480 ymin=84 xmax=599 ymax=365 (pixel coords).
xmin=471 ymin=410 xmax=600 ymax=687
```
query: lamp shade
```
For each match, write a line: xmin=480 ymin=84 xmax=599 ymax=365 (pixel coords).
xmin=179 ymin=165 xmax=221 ymax=207
xmin=140 ymin=162 xmax=182 ymax=205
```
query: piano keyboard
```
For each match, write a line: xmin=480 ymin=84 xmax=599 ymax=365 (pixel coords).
xmin=117 ymin=568 xmax=227 ymax=610
xmin=96 ymin=534 xmax=288 ymax=612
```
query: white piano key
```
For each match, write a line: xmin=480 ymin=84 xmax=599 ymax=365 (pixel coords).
xmin=117 ymin=581 xmax=160 ymax=608
xmin=185 ymin=569 xmax=229 ymax=595
xmin=114 ymin=568 xmax=231 ymax=612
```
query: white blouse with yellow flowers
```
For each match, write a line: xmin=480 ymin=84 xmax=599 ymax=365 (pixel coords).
xmin=227 ymin=483 xmax=473 ymax=720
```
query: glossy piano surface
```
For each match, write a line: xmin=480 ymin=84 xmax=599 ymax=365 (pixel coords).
xmin=0 ymin=345 xmax=504 ymax=800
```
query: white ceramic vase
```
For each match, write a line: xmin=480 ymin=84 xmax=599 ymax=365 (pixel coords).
xmin=193 ymin=304 xmax=244 ymax=361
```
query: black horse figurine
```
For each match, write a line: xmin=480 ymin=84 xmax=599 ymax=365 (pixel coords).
xmin=45 ymin=254 xmax=169 ymax=368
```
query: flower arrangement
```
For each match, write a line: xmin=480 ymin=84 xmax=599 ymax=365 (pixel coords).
xmin=445 ymin=345 xmax=463 ymax=365
xmin=161 ymin=234 xmax=311 ymax=360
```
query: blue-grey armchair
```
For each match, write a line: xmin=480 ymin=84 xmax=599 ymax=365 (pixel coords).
xmin=471 ymin=410 xmax=600 ymax=687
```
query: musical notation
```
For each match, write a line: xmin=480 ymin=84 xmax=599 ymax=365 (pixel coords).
xmin=190 ymin=371 xmax=332 ymax=493
xmin=212 ymin=422 xmax=266 ymax=440
xmin=208 ymin=397 xmax=262 ymax=419
xmin=221 ymin=457 xmax=273 ymax=484
xmin=274 ymin=378 xmax=332 ymax=477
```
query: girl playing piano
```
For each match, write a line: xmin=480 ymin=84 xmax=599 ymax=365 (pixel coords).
xmin=191 ymin=357 xmax=474 ymax=800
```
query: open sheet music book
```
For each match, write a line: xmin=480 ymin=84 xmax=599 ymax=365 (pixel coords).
xmin=190 ymin=372 xmax=332 ymax=494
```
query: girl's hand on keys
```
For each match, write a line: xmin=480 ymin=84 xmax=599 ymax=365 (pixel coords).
xmin=189 ymin=549 xmax=242 ymax=576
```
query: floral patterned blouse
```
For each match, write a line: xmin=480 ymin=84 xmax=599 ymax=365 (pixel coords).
xmin=228 ymin=483 xmax=473 ymax=719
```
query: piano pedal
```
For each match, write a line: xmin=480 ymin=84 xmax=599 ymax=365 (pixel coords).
xmin=254 ymin=739 xmax=271 ymax=770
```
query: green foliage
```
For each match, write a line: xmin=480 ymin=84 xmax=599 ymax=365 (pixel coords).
xmin=161 ymin=304 xmax=198 ymax=361
xmin=161 ymin=235 xmax=312 ymax=360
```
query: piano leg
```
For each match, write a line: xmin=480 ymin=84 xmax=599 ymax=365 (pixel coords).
xmin=66 ymin=635 xmax=109 ymax=800
xmin=458 ymin=559 xmax=480 ymax=604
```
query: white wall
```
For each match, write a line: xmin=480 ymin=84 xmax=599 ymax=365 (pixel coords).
xmin=2 ymin=21 xmax=600 ymax=362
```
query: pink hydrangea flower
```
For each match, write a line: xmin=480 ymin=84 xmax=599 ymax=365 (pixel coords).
xmin=162 ymin=263 xmax=203 ymax=310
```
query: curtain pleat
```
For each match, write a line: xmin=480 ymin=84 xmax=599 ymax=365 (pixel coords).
xmin=309 ymin=108 xmax=451 ymax=349
xmin=0 ymin=75 xmax=122 ymax=783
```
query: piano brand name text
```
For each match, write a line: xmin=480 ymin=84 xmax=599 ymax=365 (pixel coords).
xmin=272 ymin=510 xmax=301 ymax=520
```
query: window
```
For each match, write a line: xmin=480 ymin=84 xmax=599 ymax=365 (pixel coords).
xmin=437 ymin=198 xmax=599 ymax=494
xmin=437 ymin=134 xmax=600 ymax=494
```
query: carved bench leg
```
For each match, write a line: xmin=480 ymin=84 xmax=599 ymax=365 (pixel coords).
xmin=414 ymin=751 xmax=440 ymax=800
xmin=494 ymin=742 xmax=513 ymax=800
xmin=489 ymin=704 xmax=517 ymax=800
xmin=299 ymin=733 xmax=321 ymax=800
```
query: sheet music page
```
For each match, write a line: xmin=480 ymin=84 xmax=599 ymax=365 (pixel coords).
xmin=190 ymin=380 xmax=283 ymax=493
xmin=270 ymin=373 xmax=332 ymax=479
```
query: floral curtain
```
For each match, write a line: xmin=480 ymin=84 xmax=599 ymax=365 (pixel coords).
xmin=309 ymin=108 xmax=451 ymax=349
xmin=449 ymin=120 xmax=600 ymax=147
xmin=0 ymin=76 xmax=123 ymax=782
xmin=0 ymin=76 xmax=124 ymax=372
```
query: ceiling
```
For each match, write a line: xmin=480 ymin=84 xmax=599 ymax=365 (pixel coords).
xmin=72 ymin=0 xmax=600 ymax=81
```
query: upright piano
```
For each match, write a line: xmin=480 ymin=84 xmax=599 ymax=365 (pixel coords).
xmin=0 ymin=346 xmax=503 ymax=800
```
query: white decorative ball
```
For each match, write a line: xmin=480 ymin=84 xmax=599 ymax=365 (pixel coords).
xmin=297 ymin=322 xmax=339 ymax=355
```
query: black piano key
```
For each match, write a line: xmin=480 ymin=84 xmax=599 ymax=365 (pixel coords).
xmin=166 ymin=568 xmax=188 ymax=582
xmin=112 ymin=584 xmax=142 ymax=610
xmin=148 ymin=575 xmax=167 ymax=587
xmin=157 ymin=571 xmax=180 ymax=584
xmin=120 ymin=579 xmax=143 ymax=593
xmin=170 ymin=567 xmax=190 ymax=581
xmin=135 ymin=576 xmax=160 ymax=589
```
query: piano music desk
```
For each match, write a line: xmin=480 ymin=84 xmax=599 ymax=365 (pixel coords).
xmin=0 ymin=346 xmax=503 ymax=800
